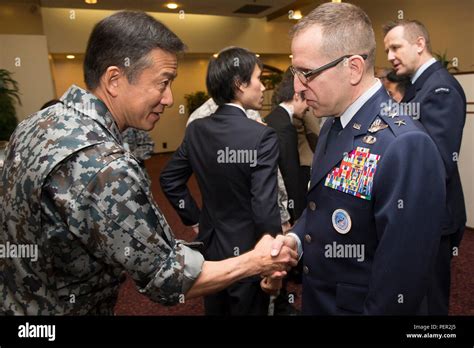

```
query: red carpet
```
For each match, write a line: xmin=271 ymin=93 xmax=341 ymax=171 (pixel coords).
xmin=114 ymin=154 xmax=474 ymax=315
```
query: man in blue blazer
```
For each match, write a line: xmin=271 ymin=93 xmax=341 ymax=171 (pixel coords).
xmin=265 ymin=2 xmax=446 ymax=315
xmin=160 ymin=47 xmax=282 ymax=315
xmin=384 ymin=20 xmax=467 ymax=315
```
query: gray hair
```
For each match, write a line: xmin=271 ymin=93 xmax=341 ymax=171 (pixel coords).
xmin=290 ymin=2 xmax=376 ymax=69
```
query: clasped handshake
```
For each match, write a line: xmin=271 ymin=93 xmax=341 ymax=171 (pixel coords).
xmin=251 ymin=234 xmax=299 ymax=296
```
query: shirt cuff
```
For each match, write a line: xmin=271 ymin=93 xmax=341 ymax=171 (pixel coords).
xmin=286 ymin=232 xmax=303 ymax=260
xmin=179 ymin=243 xmax=205 ymax=293
xmin=139 ymin=242 xmax=204 ymax=305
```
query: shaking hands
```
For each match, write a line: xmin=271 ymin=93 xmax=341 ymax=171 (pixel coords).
xmin=259 ymin=234 xmax=299 ymax=296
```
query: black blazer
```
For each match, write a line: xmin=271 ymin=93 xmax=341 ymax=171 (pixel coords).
xmin=160 ymin=105 xmax=281 ymax=261
xmin=403 ymin=61 xmax=466 ymax=236
xmin=265 ymin=105 xmax=304 ymax=221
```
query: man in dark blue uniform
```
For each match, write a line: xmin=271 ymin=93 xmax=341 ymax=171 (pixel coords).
xmin=384 ymin=20 xmax=467 ymax=315
xmin=264 ymin=2 xmax=446 ymax=315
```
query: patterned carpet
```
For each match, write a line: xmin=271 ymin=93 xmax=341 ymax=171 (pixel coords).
xmin=114 ymin=154 xmax=474 ymax=315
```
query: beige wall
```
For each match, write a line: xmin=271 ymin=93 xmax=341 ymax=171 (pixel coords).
xmin=41 ymin=8 xmax=294 ymax=55
xmin=50 ymin=55 xmax=87 ymax=97
xmin=0 ymin=35 xmax=55 ymax=121
xmin=261 ymin=54 xmax=293 ymax=72
xmin=0 ymin=1 xmax=44 ymax=35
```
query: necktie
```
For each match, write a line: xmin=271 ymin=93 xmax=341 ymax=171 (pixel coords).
xmin=402 ymin=81 xmax=416 ymax=102
xmin=325 ymin=117 xmax=343 ymax=153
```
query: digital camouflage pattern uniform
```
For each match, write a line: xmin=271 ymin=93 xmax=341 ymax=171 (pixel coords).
xmin=0 ymin=85 xmax=204 ymax=315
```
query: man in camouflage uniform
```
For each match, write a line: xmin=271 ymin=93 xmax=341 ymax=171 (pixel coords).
xmin=0 ymin=11 xmax=297 ymax=315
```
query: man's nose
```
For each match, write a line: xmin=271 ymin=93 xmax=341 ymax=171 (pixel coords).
xmin=387 ymin=50 xmax=396 ymax=62
xmin=161 ymin=87 xmax=174 ymax=107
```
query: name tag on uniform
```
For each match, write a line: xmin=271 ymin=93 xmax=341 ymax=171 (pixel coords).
xmin=324 ymin=146 xmax=380 ymax=200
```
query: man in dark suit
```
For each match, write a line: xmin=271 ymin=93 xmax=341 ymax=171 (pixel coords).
xmin=384 ymin=20 xmax=467 ymax=315
xmin=264 ymin=2 xmax=446 ymax=315
xmin=265 ymin=68 xmax=309 ymax=223
xmin=265 ymin=69 xmax=310 ymax=315
xmin=160 ymin=47 xmax=282 ymax=315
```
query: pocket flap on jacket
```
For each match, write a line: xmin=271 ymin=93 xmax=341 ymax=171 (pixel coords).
xmin=336 ymin=282 xmax=368 ymax=314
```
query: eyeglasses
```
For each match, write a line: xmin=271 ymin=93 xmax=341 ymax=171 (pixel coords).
xmin=290 ymin=54 xmax=368 ymax=85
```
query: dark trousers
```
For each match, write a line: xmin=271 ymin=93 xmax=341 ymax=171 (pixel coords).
xmin=427 ymin=226 xmax=464 ymax=315
xmin=204 ymin=280 xmax=270 ymax=315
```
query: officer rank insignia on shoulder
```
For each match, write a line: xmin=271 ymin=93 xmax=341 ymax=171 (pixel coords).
xmin=324 ymin=147 xmax=380 ymax=200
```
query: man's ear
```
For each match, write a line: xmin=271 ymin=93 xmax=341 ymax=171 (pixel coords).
xmin=234 ymin=77 xmax=246 ymax=93
xmin=348 ymin=56 xmax=365 ymax=85
xmin=415 ymin=36 xmax=426 ymax=54
xmin=100 ymin=66 xmax=123 ymax=97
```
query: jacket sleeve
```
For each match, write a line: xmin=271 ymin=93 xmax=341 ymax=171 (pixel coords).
xmin=43 ymin=153 xmax=204 ymax=306
xmin=363 ymin=130 xmax=446 ymax=314
xmin=159 ymin=129 xmax=201 ymax=226
xmin=250 ymin=128 xmax=282 ymax=236
xmin=419 ymin=83 xmax=465 ymax=179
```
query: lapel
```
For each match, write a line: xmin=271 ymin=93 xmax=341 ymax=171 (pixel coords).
xmin=308 ymin=87 xmax=387 ymax=191
xmin=276 ymin=105 xmax=293 ymax=126
xmin=402 ymin=61 xmax=443 ymax=102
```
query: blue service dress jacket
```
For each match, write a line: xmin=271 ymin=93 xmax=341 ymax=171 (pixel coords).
xmin=293 ymin=87 xmax=446 ymax=315
xmin=402 ymin=61 xmax=466 ymax=239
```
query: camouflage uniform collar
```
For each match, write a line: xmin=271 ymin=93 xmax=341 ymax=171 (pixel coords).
xmin=60 ymin=85 xmax=123 ymax=144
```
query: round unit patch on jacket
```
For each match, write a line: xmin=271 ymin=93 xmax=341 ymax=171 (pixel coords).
xmin=332 ymin=209 xmax=352 ymax=234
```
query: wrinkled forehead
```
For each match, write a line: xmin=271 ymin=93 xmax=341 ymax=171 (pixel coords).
xmin=149 ymin=48 xmax=178 ymax=68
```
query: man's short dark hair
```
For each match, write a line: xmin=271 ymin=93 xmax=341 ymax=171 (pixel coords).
xmin=40 ymin=99 xmax=62 ymax=110
xmin=386 ymin=70 xmax=411 ymax=94
xmin=206 ymin=47 xmax=262 ymax=106
xmin=382 ymin=20 xmax=432 ymax=53
xmin=271 ymin=68 xmax=296 ymax=107
xmin=84 ymin=11 xmax=186 ymax=90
